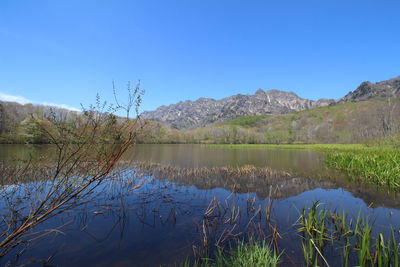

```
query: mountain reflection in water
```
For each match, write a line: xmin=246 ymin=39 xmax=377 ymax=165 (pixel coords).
xmin=1 ymin=144 xmax=400 ymax=266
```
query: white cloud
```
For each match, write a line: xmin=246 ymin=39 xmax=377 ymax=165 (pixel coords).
xmin=0 ymin=92 xmax=80 ymax=112
xmin=41 ymin=102 xmax=80 ymax=112
xmin=0 ymin=92 xmax=31 ymax=105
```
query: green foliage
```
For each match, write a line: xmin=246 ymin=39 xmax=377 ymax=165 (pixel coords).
xmin=208 ymin=143 xmax=367 ymax=150
xmin=210 ymin=142 xmax=400 ymax=189
xmin=222 ymin=115 xmax=268 ymax=127
xmin=326 ymin=148 xmax=400 ymax=189
xmin=188 ymin=241 xmax=280 ymax=267
xmin=297 ymin=202 xmax=400 ymax=267
xmin=297 ymin=202 xmax=330 ymax=266
xmin=186 ymin=202 xmax=400 ymax=267
xmin=23 ymin=118 xmax=50 ymax=144
xmin=264 ymin=130 xmax=293 ymax=144
xmin=2 ymin=97 xmax=400 ymax=145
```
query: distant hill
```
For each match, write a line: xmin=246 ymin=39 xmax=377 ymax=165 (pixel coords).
xmin=137 ymin=98 xmax=399 ymax=144
xmin=2 ymin=75 xmax=399 ymax=144
xmin=142 ymin=76 xmax=400 ymax=129
xmin=339 ymin=76 xmax=400 ymax=103
xmin=216 ymin=98 xmax=400 ymax=144
xmin=0 ymin=101 xmax=78 ymax=143
xmin=141 ymin=89 xmax=334 ymax=129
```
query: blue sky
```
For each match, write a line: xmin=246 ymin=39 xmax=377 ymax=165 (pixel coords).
xmin=0 ymin=0 xmax=399 ymax=113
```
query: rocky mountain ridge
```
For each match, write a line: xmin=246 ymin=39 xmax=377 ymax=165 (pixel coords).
xmin=141 ymin=76 xmax=400 ymax=129
xmin=339 ymin=76 xmax=400 ymax=103
xmin=142 ymin=89 xmax=334 ymax=129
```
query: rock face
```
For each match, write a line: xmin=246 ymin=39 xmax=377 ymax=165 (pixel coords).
xmin=141 ymin=89 xmax=334 ymax=129
xmin=141 ymin=76 xmax=400 ymax=129
xmin=339 ymin=76 xmax=400 ymax=103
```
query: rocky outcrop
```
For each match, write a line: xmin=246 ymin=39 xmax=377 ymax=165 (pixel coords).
xmin=141 ymin=76 xmax=400 ymax=129
xmin=339 ymin=76 xmax=400 ymax=103
xmin=141 ymin=89 xmax=334 ymax=129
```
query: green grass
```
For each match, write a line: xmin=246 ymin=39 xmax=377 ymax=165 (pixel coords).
xmin=187 ymin=241 xmax=280 ymax=267
xmin=220 ymin=115 xmax=269 ymax=127
xmin=297 ymin=202 xmax=400 ymax=267
xmin=326 ymin=149 xmax=400 ymax=188
xmin=297 ymin=201 xmax=330 ymax=267
xmin=184 ymin=202 xmax=400 ymax=266
xmin=208 ymin=143 xmax=368 ymax=151
xmin=209 ymin=143 xmax=400 ymax=189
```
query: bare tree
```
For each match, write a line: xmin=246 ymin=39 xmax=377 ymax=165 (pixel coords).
xmin=0 ymin=83 xmax=144 ymax=257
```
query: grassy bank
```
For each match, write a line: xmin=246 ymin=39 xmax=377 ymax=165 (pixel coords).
xmin=209 ymin=143 xmax=400 ymax=189
xmin=208 ymin=143 xmax=368 ymax=151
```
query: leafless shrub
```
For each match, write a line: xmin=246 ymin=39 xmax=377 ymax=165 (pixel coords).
xmin=0 ymin=83 xmax=144 ymax=258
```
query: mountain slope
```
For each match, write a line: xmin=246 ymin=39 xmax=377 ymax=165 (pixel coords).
xmin=141 ymin=89 xmax=334 ymax=129
xmin=137 ymin=98 xmax=400 ymax=144
xmin=0 ymin=101 xmax=78 ymax=143
xmin=142 ymin=75 xmax=400 ymax=130
xmin=339 ymin=76 xmax=400 ymax=103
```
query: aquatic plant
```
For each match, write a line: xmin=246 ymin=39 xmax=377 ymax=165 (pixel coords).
xmin=132 ymin=161 xmax=291 ymax=181
xmin=326 ymin=149 xmax=400 ymax=189
xmin=296 ymin=201 xmax=330 ymax=267
xmin=296 ymin=202 xmax=400 ymax=267
xmin=192 ymin=196 xmax=400 ymax=267
xmin=186 ymin=240 xmax=280 ymax=267
xmin=210 ymin=143 xmax=400 ymax=190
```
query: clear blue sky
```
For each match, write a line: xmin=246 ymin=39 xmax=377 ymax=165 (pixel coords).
xmin=1 ymin=0 xmax=399 ymax=113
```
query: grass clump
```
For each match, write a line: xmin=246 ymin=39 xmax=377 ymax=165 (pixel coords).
xmin=326 ymin=149 xmax=400 ymax=189
xmin=297 ymin=202 xmax=400 ymax=267
xmin=188 ymin=241 xmax=280 ymax=267
xmin=210 ymin=143 xmax=400 ymax=190
xmin=297 ymin=202 xmax=330 ymax=267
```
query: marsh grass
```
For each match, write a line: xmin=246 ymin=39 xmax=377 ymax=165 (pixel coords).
xmin=209 ymin=143 xmax=400 ymax=190
xmin=132 ymin=161 xmax=291 ymax=182
xmin=186 ymin=240 xmax=280 ymax=267
xmin=207 ymin=144 xmax=368 ymax=151
xmin=326 ymin=149 xmax=400 ymax=189
xmin=184 ymin=198 xmax=400 ymax=266
xmin=296 ymin=202 xmax=400 ymax=267
xmin=297 ymin=202 xmax=331 ymax=267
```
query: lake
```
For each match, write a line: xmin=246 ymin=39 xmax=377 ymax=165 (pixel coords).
xmin=1 ymin=144 xmax=399 ymax=266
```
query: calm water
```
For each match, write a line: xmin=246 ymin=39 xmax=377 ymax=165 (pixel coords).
xmin=1 ymin=144 xmax=400 ymax=266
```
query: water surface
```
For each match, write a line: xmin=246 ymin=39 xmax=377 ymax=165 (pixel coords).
xmin=0 ymin=144 xmax=399 ymax=266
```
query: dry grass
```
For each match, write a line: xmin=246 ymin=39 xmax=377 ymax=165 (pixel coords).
xmin=132 ymin=161 xmax=291 ymax=181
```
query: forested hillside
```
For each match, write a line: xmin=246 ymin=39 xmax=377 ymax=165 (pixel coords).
xmin=138 ymin=98 xmax=400 ymax=144
xmin=141 ymin=76 xmax=400 ymax=130
xmin=2 ymin=77 xmax=400 ymax=145
xmin=0 ymin=101 xmax=78 ymax=143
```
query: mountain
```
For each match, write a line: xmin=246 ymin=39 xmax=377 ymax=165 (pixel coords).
xmin=142 ymin=76 xmax=400 ymax=129
xmin=141 ymin=89 xmax=334 ymax=129
xmin=339 ymin=76 xmax=400 ymax=103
